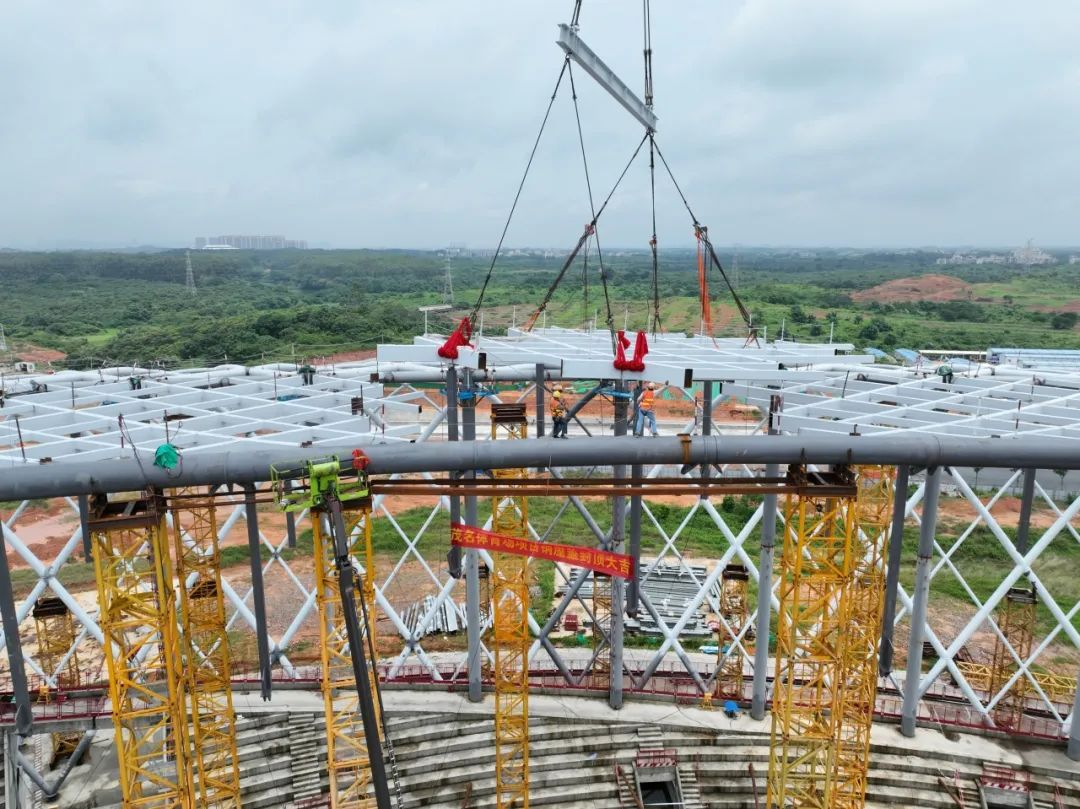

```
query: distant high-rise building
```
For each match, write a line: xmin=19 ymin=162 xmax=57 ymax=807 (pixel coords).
xmin=194 ymin=235 xmax=307 ymax=250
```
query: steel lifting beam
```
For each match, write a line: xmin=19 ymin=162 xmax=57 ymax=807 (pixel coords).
xmin=556 ymin=24 xmax=658 ymax=132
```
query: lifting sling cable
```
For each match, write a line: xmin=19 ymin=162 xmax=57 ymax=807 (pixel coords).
xmin=648 ymin=135 xmax=662 ymax=334
xmin=570 ymin=0 xmax=583 ymax=28
xmin=523 ymin=62 xmax=616 ymax=349
xmin=696 ymin=225 xmax=713 ymax=339
xmin=581 ymin=232 xmax=591 ymax=331
xmin=524 ymin=130 xmax=648 ymax=334
xmin=644 ymin=0 xmax=662 ymax=333
xmin=652 ymin=139 xmax=753 ymax=329
xmin=469 ymin=59 xmax=570 ymax=329
xmin=643 ymin=0 xmax=654 ymax=107
xmin=569 ymin=61 xmax=617 ymax=352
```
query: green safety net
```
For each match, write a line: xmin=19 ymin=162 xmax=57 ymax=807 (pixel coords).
xmin=154 ymin=443 xmax=180 ymax=470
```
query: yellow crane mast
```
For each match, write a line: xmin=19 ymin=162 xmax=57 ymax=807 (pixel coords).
xmin=766 ymin=466 xmax=894 ymax=809
xmin=31 ymin=596 xmax=83 ymax=758
xmin=832 ymin=467 xmax=894 ymax=808
xmin=715 ymin=563 xmax=750 ymax=702
xmin=988 ymin=586 xmax=1037 ymax=730
xmin=169 ymin=487 xmax=242 ymax=808
xmin=90 ymin=492 xmax=193 ymax=809
xmin=767 ymin=467 xmax=858 ymax=809
xmin=489 ymin=403 xmax=531 ymax=809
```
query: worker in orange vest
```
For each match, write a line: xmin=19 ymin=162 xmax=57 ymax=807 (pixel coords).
xmin=550 ymin=385 xmax=569 ymax=438
xmin=635 ymin=382 xmax=660 ymax=436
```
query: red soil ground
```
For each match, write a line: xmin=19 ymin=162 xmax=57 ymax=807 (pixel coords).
xmin=850 ymin=275 xmax=974 ymax=304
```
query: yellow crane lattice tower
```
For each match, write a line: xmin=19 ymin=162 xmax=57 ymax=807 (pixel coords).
xmin=32 ymin=596 xmax=83 ymax=758
xmin=766 ymin=474 xmax=857 ymax=809
xmin=489 ymin=403 xmax=531 ymax=809
xmin=312 ymin=507 xmax=380 ymax=809
xmin=988 ymin=586 xmax=1037 ymax=730
xmin=715 ymin=564 xmax=750 ymax=701
xmin=169 ymin=488 xmax=242 ymax=808
xmin=90 ymin=494 xmax=193 ymax=809
xmin=831 ymin=466 xmax=894 ymax=809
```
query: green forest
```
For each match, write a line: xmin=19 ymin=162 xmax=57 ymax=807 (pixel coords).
xmin=1 ymin=247 xmax=1078 ymax=368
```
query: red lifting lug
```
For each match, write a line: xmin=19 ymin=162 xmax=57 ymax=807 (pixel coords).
xmin=351 ymin=449 xmax=369 ymax=471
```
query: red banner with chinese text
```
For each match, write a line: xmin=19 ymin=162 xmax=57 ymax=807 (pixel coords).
xmin=450 ymin=523 xmax=634 ymax=579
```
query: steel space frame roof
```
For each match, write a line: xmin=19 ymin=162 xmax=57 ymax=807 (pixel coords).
xmin=0 ymin=369 xmax=422 ymax=466
xmin=377 ymin=327 xmax=1080 ymax=444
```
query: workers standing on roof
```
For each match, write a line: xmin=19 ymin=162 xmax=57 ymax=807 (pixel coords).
xmin=635 ymin=382 xmax=660 ymax=437
xmin=550 ymin=385 xmax=569 ymax=438
xmin=936 ymin=363 xmax=954 ymax=384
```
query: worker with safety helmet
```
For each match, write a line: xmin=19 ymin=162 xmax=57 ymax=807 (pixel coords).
xmin=635 ymin=382 xmax=660 ymax=436
xmin=550 ymin=384 xmax=569 ymax=438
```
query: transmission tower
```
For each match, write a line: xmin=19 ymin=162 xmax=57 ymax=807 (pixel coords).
xmin=443 ymin=248 xmax=454 ymax=306
xmin=185 ymin=250 xmax=198 ymax=295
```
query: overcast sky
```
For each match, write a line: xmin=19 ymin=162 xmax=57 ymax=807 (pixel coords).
xmin=1 ymin=1 xmax=1078 ymax=250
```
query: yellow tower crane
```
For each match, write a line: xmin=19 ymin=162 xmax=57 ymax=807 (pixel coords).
xmin=169 ymin=487 xmax=242 ymax=808
xmin=489 ymin=403 xmax=531 ymax=809
xmin=89 ymin=492 xmax=194 ymax=809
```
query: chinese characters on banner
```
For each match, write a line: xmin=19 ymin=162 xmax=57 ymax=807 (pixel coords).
xmin=450 ymin=522 xmax=634 ymax=579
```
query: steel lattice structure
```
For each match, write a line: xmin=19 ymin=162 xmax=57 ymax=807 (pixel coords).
xmin=312 ymin=509 xmax=379 ymax=809
xmin=2 ymin=332 xmax=1080 ymax=807
xmin=90 ymin=497 xmax=193 ymax=809
xmin=831 ymin=467 xmax=893 ymax=809
xmin=489 ymin=405 xmax=531 ymax=809
xmin=31 ymin=596 xmax=82 ymax=757
xmin=170 ymin=488 xmax=242 ymax=809
xmin=767 ymin=480 xmax=859 ymax=809
xmin=988 ymin=587 xmax=1038 ymax=731
xmin=714 ymin=564 xmax=750 ymax=702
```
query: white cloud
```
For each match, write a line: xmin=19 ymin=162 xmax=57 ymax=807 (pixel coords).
xmin=0 ymin=0 xmax=1077 ymax=248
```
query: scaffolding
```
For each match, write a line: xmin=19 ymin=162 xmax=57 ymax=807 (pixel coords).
xmin=169 ymin=487 xmax=242 ymax=808
xmin=489 ymin=403 xmax=531 ymax=809
xmin=90 ymin=493 xmax=193 ymax=809
xmin=313 ymin=507 xmax=380 ymax=809
xmin=767 ymin=468 xmax=859 ymax=809
xmin=988 ymin=586 xmax=1038 ymax=730
xmin=831 ymin=467 xmax=894 ymax=809
xmin=715 ymin=564 xmax=750 ymax=701
xmin=32 ymin=596 xmax=83 ymax=758
xmin=591 ymin=573 xmax=612 ymax=692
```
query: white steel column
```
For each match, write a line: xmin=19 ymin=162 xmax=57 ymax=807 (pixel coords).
xmin=902 ymin=466 xmax=941 ymax=737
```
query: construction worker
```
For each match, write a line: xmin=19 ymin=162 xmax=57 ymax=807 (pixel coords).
xmin=550 ymin=385 xmax=569 ymax=438
xmin=299 ymin=361 xmax=316 ymax=386
xmin=936 ymin=363 xmax=954 ymax=384
xmin=636 ymin=382 xmax=660 ymax=436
